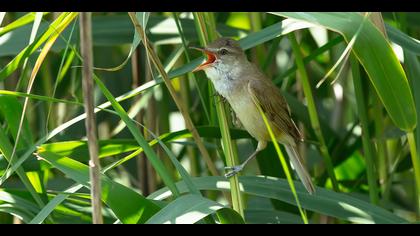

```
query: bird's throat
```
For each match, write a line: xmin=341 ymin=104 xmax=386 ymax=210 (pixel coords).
xmin=205 ymin=70 xmax=237 ymax=99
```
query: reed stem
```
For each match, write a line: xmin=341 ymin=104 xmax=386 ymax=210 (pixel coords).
xmin=79 ymin=12 xmax=103 ymax=224
xmin=289 ymin=33 xmax=340 ymax=192
xmin=350 ymin=53 xmax=379 ymax=204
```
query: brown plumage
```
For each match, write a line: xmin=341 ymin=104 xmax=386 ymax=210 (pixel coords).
xmin=247 ymin=76 xmax=303 ymax=143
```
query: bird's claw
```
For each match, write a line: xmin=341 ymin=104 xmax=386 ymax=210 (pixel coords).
xmin=224 ymin=165 xmax=243 ymax=178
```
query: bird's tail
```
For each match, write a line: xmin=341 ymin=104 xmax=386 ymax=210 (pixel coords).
xmin=285 ymin=144 xmax=315 ymax=194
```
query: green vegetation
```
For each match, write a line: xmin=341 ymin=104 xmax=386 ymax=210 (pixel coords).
xmin=0 ymin=12 xmax=419 ymax=224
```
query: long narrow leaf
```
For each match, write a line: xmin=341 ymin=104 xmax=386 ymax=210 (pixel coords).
xmin=0 ymin=12 xmax=76 ymax=80
xmin=146 ymin=194 xmax=244 ymax=224
xmin=35 ymin=151 xmax=160 ymax=224
xmin=273 ymin=12 xmax=417 ymax=132
xmin=149 ymin=176 xmax=407 ymax=224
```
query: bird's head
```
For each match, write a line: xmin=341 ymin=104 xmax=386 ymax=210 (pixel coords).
xmin=190 ymin=37 xmax=247 ymax=73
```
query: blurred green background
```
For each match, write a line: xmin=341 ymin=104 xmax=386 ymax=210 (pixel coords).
xmin=0 ymin=12 xmax=419 ymax=224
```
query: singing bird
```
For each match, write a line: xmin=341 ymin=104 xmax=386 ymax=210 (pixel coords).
xmin=191 ymin=37 xmax=315 ymax=194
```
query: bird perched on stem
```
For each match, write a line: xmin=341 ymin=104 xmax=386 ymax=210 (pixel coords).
xmin=191 ymin=37 xmax=315 ymax=194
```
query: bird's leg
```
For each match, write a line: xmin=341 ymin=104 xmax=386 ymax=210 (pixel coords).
xmin=225 ymin=141 xmax=267 ymax=178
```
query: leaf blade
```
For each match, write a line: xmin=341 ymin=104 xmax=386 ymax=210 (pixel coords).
xmin=35 ymin=151 xmax=161 ymax=224
xmin=273 ymin=12 xmax=417 ymax=131
xmin=149 ymin=176 xmax=407 ymax=224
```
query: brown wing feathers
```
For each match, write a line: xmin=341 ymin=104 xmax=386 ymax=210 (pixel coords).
xmin=248 ymin=79 xmax=302 ymax=142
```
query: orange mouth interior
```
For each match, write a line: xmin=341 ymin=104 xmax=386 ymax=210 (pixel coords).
xmin=193 ymin=51 xmax=216 ymax=72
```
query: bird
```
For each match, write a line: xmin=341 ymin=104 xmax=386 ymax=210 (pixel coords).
xmin=191 ymin=37 xmax=315 ymax=194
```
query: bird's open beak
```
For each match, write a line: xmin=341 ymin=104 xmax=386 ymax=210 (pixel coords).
xmin=190 ymin=47 xmax=217 ymax=72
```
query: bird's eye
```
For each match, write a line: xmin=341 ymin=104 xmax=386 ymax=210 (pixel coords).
xmin=220 ymin=48 xmax=228 ymax=55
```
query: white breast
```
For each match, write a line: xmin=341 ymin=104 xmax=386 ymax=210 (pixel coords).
xmin=204 ymin=61 xmax=272 ymax=141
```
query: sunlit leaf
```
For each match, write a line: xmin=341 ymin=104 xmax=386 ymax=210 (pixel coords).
xmin=149 ymin=176 xmax=407 ymax=224
xmin=146 ymin=194 xmax=244 ymax=224
xmin=36 ymin=151 xmax=160 ymax=224
xmin=272 ymin=12 xmax=417 ymax=131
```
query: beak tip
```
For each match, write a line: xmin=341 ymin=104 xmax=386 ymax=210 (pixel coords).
xmin=191 ymin=67 xmax=201 ymax=73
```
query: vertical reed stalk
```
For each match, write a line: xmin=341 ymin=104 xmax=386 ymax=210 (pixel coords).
xmin=144 ymin=54 xmax=159 ymax=192
xmin=192 ymin=12 xmax=244 ymax=217
xmin=132 ymin=48 xmax=146 ymax=192
xmin=79 ymin=12 xmax=103 ymax=224
xmin=372 ymin=93 xmax=390 ymax=202
xmin=249 ymin=12 xmax=265 ymax=66
xmin=131 ymin=47 xmax=156 ymax=195
xmin=289 ymin=33 xmax=340 ymax=192
xmin=407 ymin=132 xmax=420 ymax=214
xmin=405 ymin=50 xmax=420 ymax=216
xmin=350 ymin=53 xmax=379 ymax=204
